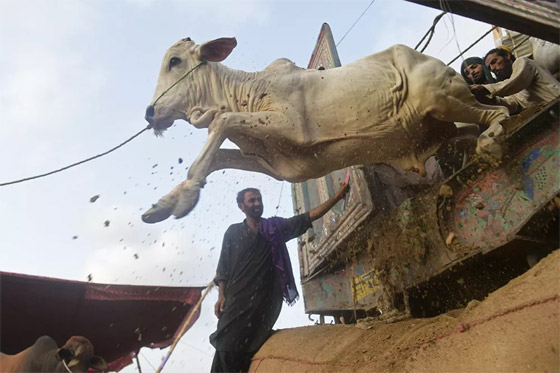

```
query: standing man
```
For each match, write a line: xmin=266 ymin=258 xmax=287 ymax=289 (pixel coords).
xmin=210 ymin=182 xmax=350 ymax=372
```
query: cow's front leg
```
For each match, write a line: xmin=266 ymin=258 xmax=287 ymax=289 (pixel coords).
xmin=476 ymin=123 xmax=505 ymax=166
xmin=188 ymin=107 xmax=219 ymax=129
xmin=142 ymin=126 xmax=226 ymax=223
xmin=141 ymin=179 xmax=203 ymax=223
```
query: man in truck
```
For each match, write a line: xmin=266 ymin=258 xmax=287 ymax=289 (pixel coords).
xmin=210 ymin=182 xmax=349 ymax=373
xmin=461 ymin=56 xmax=494 ymax=85
xmin=470 ymin=46 xmax=560 ymax=114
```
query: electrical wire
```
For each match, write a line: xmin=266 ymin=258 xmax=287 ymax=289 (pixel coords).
xmin=414 ymin=11 xmax=447 ymax=52
xmin=439 ymin=0 xmax=463 ymax=63
xmin=447 ymin=26 xmax=497 ymax=66
xmin=139 ymin=352 xmax=157 ymax=372
xmin=336 ymin=0 xmax=377 ymax=47
xmin=275 ymin=181 xmax=285 ymax=216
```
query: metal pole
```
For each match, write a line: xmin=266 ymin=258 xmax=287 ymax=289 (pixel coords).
xmin=156 ymin=282 xmax=213 ymax=373
xmin=135 ymin=354 xmax=143 ymax=373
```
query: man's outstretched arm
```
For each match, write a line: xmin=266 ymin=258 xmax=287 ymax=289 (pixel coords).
xmin=309 ymin=182 xmax=350 ymax=221
xmin=482 ymin=58 xmax=535 ymax=97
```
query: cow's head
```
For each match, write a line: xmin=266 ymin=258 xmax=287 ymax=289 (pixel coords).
xmin=55 ymin=336 xmax=107 ymax=372
xmin=145 ymin=37 xmax=237 ymax=133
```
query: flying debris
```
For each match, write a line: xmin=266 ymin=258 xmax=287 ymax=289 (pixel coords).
xmin=89 ymin=195 xmax=100 ymax=203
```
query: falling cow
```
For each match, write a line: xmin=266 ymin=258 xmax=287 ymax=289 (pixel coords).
xmin=142 ymin=37 xmax=508 ymax=223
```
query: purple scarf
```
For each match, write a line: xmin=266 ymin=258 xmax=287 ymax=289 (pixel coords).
xmin=258 ymin=217 xmax=299 ymax=305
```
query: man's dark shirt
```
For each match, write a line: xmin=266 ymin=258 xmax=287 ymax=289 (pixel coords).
xmin=210 ymin=213 xmax=311 ymax=353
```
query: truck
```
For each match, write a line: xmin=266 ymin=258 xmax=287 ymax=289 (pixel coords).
xmin=293 ymin=3 xmax=559 ymax=323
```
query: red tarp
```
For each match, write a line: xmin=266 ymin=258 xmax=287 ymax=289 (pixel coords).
xmin=0 ymin=271 xmax=204 ymax=371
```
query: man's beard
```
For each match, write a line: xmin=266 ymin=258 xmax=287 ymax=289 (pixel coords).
xmin=251 ymin=206 xmax=263 ymax=217
xmin=495 ymin=70 xmax=506 ymax=81
xmin=244 ymin=204 xmax=263 ymax=218
xmin=495 ymin=65 xmax=512 ymax=82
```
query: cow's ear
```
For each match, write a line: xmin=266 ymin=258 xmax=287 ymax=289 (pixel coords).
xmin=90 ymin=355 xmax=108 ymax=371
xmin=196 ymin=37 xmax=237 ymax=62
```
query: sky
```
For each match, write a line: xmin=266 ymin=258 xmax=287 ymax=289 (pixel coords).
xmin=0 ymin=0 xmax=499 ymax=371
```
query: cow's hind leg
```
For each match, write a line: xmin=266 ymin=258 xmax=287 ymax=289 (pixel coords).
xmin=405 ymin=116 xmax=457 ymax=177
xmin=425 ymin=78 xmax=509 ymax=164
xmin=142 ymin=124 xmax=227 ymax=223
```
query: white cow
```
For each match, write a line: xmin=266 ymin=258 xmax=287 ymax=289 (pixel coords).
xmin=142 ymin=37 xmax=508 ymax=223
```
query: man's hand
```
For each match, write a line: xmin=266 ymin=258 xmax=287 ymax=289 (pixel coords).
xmin=335 ymin=181 xmax=350 ymax=202
xmin=470 ymin=84 xmax=495 ymax=105
xmin=470 ymin=84 xmax=490 ymax=97
xmin=309 ymin=180 xmax=351 ymax=221
xmin=214 ymin=294 xmax=225 ymax=318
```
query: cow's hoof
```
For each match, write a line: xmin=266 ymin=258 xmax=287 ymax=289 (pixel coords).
xmin=142 ymin=203 xmax=174 ymax=224
xmin=172 ymin=187 xmax=201 ymax=218
xmin=476 ymin=137 xmax=503 ymax=167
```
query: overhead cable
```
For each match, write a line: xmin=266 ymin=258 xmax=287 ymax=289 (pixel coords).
xmin=446 ymin=26 xmax=497 ymax=66
xmin=414 ymin=11 xmax=447 ymax=52
xmin=336 ymin=0 xmax=377 ymax=47
xmin=439 ymin=0 xmax=463 ymax=60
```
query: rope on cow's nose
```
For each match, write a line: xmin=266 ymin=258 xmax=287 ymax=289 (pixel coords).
xmin=0 ymin=125 xmax=152 ymax=187
xmin=0 ymin=61 xmax=206 ymax=187
xmin=152 ymin=61 xmax=207 ymax=107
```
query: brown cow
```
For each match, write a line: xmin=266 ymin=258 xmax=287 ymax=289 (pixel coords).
xmin=0 ymin=336 xmax=107 ymax=372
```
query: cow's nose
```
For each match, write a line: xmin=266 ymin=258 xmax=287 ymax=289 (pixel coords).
xmin=145 ymin=105 xmax=155 ymax=122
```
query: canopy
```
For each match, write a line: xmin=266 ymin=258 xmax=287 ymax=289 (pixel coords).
xmin=0 ymin=271 xmax=204 ymax=371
